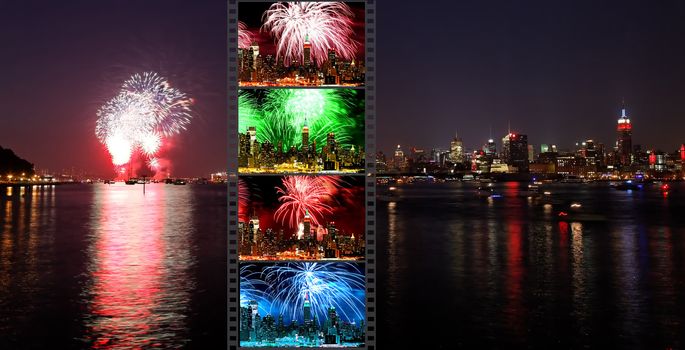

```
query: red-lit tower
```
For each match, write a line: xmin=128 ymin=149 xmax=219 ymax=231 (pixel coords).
xmin=616 ymin=106 xmax=633 ymax=166
xmin=303 ymin=34 xmax=311 ymax=67
xmin=680 ymin=144 xmax=685 ymax=162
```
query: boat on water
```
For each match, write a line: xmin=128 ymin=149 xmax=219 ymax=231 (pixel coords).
xmin=520 ymin=184 xmax=541 ymax=197
xmin=377 ymin=186 xmax=399 ymax=201
xmin=554 ymin=201 xmax=605 ymax=222
xmin=125 ymin=178 xmax=137 ymax=185
xmin=614 ymin=180 xmax=642 ymax=191
xmin=560 ymin=175 xmax=584 ymax=183
xmin=173 ymin=179 xmax=187 ymax=185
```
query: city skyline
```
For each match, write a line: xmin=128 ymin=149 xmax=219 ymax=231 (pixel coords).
xmin=381 ymin=103 xmax=684 ymax=158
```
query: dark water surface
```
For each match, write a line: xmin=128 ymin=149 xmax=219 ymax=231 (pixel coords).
xmin=377 ymin=181 xmax=685 ymax=349
xmin=0 ymin=184 xmax=226 ymax=349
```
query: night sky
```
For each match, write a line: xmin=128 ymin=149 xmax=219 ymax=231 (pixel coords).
xmin=377 ymin=0 xmax=685 ymax=154
xmin=2 ymin=1 xmax=685 ymax=176
xmin=0 ymin=0 xmax=227 ymax=177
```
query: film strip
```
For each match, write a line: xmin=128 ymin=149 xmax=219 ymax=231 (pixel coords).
xmin=364 ymin=1 xmax=376 ymax=348
xmin=228 ymin=0 xmax=239 ymax=349
xmin=230 ymin=1 xmax=374 ymax=349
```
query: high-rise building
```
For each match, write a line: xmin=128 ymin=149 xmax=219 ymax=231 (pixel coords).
xmin=303 ymin=293 xmax=312 ymax=325
xmin=302 ymin=120 xmax=310 ymax=152
xmin=616 ymin=105 xmax=633 ymax=166
xmin=484 ymin=139 xmax=496 ymax=156
xmin=250 ymin=42 xmax=259 ymax=69
xmin=303 ymin=210 xmax=311 ymax=240
xmin=581 ymin=139 xmax=598 ymax=166
xmin=527 ymin=144 xmax=535 ymax=162
xmin=501 ymin=132 xmax=529 ymax=172
xmin=450 ymin=131 xmax=464 ymax=163
xmin=303 ymin=35 xmax=311 ymax=67
xmin=249 ymin=212 xmax=260 ymax=243
xmin=393 ymin=145 xmax=406 ymax=171
xmin=328 ymin=49 xmax=336 ymax=67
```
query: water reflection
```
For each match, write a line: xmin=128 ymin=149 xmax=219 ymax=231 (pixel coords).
xmin=84 ymin=185 xmax=196 ymax=348
xmin=379 ymin=181 xmax=685 ymax=348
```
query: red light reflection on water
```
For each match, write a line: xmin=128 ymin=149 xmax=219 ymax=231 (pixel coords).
xmin=85 ymin=185 xmax=190 ymax=349
xmin=503 ymin=183 xmax=525 ymax=340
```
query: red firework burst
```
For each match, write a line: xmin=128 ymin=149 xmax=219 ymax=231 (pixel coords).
xmin=274 ymin=176 xmax=336 ymax=228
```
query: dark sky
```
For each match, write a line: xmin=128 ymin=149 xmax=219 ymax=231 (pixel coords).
xmin=0 ymin=0 xmax=227 ymax=177
xmin=2 ymin=0 xmax=685 ymax=176
xmin=377 ymin=0 xmax=685 ymax=154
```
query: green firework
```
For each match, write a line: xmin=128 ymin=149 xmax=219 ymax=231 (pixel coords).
xmin=238 ymin=89 xmax=363 ymax=152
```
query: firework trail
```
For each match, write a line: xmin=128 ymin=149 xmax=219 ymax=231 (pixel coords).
xmin=262 ymin=262 xmax=365 ymax=326
xmin=240 ymin=264 xmax=272 ymax=315
xmin=96 ymin=72 xmax=193 ymax=167
xmin=239 ymin=89 xmax=360 ymax=152
xmin=274 ymin=176 xmax=337 ymax=229
xmin=238 ymin=178 xmax=249 ymax=222
xmin=262 ymin=2 xmax=359 ymax=67
xmin=238 ymin=21 xmax=254 ymax=49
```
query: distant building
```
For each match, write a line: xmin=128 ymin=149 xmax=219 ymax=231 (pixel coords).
xmin=393 ymin=145 xmax=406 ymax=171
xmin=527 ymin=144 xmax=535 ymax=162
xmin=449 ymin=132 xmax=464 ymax=163
xmin=501 ymin=132 xmax=529 ymax=172
xmin=616 ymin=105 xmax=633 ymax=166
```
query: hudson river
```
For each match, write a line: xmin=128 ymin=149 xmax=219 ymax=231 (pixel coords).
xmin=0 ymin=184 xmax=226 ymax=349
xmin=377 ymin=181 xmax=685 ymax=348
xmin=3 ymin=181 xmax=685 ymax=348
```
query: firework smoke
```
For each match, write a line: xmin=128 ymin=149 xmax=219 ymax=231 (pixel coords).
xmin=261 ymin=1 xmax=359 ymax=67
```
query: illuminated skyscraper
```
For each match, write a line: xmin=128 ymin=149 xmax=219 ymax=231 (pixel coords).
xmin=303 ymin=293 xmax=312 ymax=324
xmin=303 ymin=35 xmax=311 ymax=67
xmin=303 ymin=210 xmax=311 ymax=240
xmin=250 ymin=42 xmax=259 ymax=69
xmin=450 ymin=131 xmax=464 ymax=163
xmin=249 ymin=212 xmax=260 ymax=243
xmin=484 ymin=139 xmax=496 ymax=156
xmin=502 ymin=132 xmax=529 ymax=172
xmin=328 ymin=49 xmax=336 ymax=67
xmin=302 ymin=120 xmax=310 ymax=152
xmin=616 ymin=105 xmax=633 ymax=166
xmin=393 ymin=145 xmax=406 ymax=171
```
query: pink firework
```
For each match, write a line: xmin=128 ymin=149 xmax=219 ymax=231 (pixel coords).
xmin=238 ymin=21 xmax=254 ymax=49
xmin=274 ymin=176 xmax=336 ymax=228
xmin=261 ymin=1 xmax=359 ymax=67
